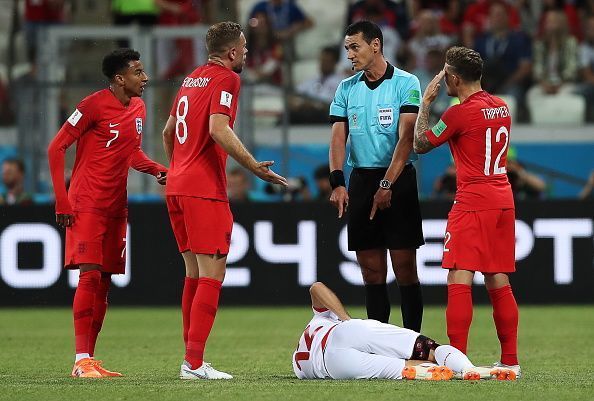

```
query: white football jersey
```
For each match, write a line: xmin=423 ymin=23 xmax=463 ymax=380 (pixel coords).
xmin=292 ymin=307 xmax=342 ymax=379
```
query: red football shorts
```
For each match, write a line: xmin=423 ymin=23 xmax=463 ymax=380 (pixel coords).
xmin=166 ymin=195 xmax=233 ymax=255
xmin=442 ymin=208 xmax=516 ymax=273
xmin=65 ymin=212 xmax=127 ymax=274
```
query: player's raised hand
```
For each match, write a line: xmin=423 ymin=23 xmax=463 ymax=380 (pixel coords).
xmin=369 ymin=188 xmax=391 ymax=220
xmin=253 ymin=161 xmax=289 ymax=186
xmin=329 ymin=186 xmax=349 ymax=218
xmin=56 ymin=213 xmax=75 ymax=228
xmin=422 ymin=69 xmax=445 ymax=105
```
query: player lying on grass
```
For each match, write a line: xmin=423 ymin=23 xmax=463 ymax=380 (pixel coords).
xmin=292 ymin=282 xmax=517 ymax=381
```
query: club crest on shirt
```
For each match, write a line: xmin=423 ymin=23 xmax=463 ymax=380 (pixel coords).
xmin=378 ymin=107 xmax=393 ymax=128
xmin=135 ymin=118 xmax=143 ymax=135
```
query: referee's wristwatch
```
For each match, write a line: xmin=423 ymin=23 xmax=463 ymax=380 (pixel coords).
xmin=379 ymin=179 xmax=392 ymax=190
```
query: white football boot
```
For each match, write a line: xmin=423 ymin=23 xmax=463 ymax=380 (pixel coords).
xmin=179 ymin=361 xmax=233 ymax=380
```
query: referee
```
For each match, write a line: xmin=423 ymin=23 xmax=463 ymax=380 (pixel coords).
xmin=329 ymin=21 xmax=424 ymax=331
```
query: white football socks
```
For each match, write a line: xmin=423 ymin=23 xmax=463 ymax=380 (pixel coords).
xmin=434 ymin=345 xmax=474 ymax=373
xmin=75 ymin=353 xmax=91 ymax=363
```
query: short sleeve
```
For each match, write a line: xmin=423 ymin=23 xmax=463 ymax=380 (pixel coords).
xmin=399 ymin=74 xmax=421 ymax=113
xmin=329 ymin=80 xmax=348 ymax=122
xmin=61 ymin=96 xmax=98 ymax=139
xmin=209 ymin=73 xmax=241 ymax=117
xmin=425 ymin=105 xmax=460 ymax=147
xmin=312 ymin=307 xmax=340 ymax=322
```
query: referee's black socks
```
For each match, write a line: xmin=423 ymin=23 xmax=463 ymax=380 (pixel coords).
xmin=400 ymin=282 xmax=423 ymax=332
xmin=364 ymin=284 xmax=391 ymax=323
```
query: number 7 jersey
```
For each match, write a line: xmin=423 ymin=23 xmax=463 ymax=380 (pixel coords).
xmin=424 ymin=91 xmax=514 ymax=211
xmin=166 ymin=63 xmax=241 ymax=201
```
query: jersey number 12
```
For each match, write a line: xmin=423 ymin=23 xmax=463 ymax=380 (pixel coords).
xmin=484 ymin=126 xmax=509 ymax=176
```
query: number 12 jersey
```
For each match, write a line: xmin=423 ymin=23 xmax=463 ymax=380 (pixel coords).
xmin=424 ymin=91 xmax=514 ymax=211
xmin=166 ymin=63 xmax=241 ymax=201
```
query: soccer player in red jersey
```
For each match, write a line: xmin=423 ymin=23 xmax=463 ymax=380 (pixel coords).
xmin=413 ymin=46 xmax=521 ymax=377
xmin=162 ymin=22 xmax=287 ymax=380
xmin=47 ymin=49 xmax=167 ymax=378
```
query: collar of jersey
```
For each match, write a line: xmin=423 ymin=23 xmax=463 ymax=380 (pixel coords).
xmin=359 ymin=62 xmax=394 ymax=90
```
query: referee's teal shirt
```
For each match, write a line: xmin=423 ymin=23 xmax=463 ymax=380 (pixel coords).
xmin=329 ymin=63 xmax=421 ymax=168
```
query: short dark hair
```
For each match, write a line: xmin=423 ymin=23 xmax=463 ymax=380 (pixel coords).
xmin=345 ymin=20 xmax=383 ymax=53
xmin=445 ymin=46 xmax=483 ymax=82
xmin=313 ymin=164 xmax=330 ymax=180
xmin=102 ymin=48 xmax=140 ymax=80
xmin=206 ymin=22 xmax=243 ymax=55
xmin=321 ymin=46 xmax=340 ymax=62
xmin=3 ymin=158 xmax=25 ymax=173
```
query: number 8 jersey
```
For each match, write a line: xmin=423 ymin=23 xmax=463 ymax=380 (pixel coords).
xmin=166 ymin=63 xmax=241 ymax=201
xmin=424 ymin=91 xmax=514 ymax=211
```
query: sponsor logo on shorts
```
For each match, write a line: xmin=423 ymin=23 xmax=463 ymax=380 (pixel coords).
xmin=431 ymin=119 xmax=447 ymax=137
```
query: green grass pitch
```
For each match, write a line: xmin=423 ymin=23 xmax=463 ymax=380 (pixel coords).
xmin=1 ymin=305 xmax=593 ymax=401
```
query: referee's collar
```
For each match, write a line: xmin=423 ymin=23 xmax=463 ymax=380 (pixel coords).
xmin=360 ymin=62 xmax=394 ymax=90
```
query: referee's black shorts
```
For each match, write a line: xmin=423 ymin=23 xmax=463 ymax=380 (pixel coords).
xmin=347 ymin=164 xmax=424 ymax=251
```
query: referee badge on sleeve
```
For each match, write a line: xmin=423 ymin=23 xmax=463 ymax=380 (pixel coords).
xmin=135 ymin=118 xmax=143 ymax=135
xmin=378 ymin=107 xmax=393 ymax=128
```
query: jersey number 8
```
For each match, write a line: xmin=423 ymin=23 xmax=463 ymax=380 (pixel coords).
xmin=484 ymin=126 xmax=509 ymax=176
xmin=175 ymin=95 xmax=189 ymax=145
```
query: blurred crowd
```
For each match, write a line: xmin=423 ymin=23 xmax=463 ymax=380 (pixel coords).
xmin=2 ymin=0 xmax=594 ymax=203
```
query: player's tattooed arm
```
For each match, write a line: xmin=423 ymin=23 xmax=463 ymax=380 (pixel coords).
xmin=413 ymin=102 xmax=435 ymax=154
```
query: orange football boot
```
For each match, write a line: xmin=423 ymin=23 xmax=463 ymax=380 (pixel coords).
xmin=71 ymin=357 xmax=102 ymax=378
xmin=402 ymin=365 xmax=454 ymax=381
xmin=91 ymin=359 xmax=123 ymax=377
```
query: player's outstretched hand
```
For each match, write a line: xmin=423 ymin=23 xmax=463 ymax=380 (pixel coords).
xmin=422 ymin=69 xmax=445 ymax=105
xmin=156 ymin=171 xmax=167 ymax=185
xmin=330 ymin=186 xmax=349 ymax=218
xmin=253 ymin=161 xmax=288 ymax=186
xmin=369 ymin=188 xmax=391 ymax=220
xmin=56 ymin=213 xmax=74 ymax=228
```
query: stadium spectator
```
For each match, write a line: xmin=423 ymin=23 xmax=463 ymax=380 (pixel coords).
xmin=227 ymin=167 xmax=252 ymax=202
xmin=414 ymin=46 xmax=521 ymax=378
xmin=413 ymin=48 xmax=449 ymax=123
xmin=527 ymin=10 xmax=579 ymax=118
xmin=461 ymin=0 xmax=520 ymax=48
xmin=432 ymin=163 xmax=456 ymax=201
xmin=161 ymin=22 xmax=287 ymax=380
xmin=578 ymin=170 xmax=594 ymax=199
xmin=576 ymin=16 xmax=594 ymax=122
xmin=292 ymin=282 xmax=518 ymax=381
xmin=47 ymin=49 xmax=167 ymax=378
xmin=313 ymin=164 xmax=332 ymax=201
xmin=404 ymin=10 xmax=451 ymax=73
xmin=329 ymin=21 xmax=424 ymax=332
xmin=0 ymin=158 xmax=33 ymax=206
xmin=289 ymin=46 xmax=345 ymax=124
xmin=248 ymin=0 xmax=313 ymax=43
xmin=112 ymin=0 xmax=159 ymax=47
xmin=245 ymin=11 xmax=283 ymax=85
xmin=156 ymin=0 xmax=205 ymax=80
xmin=539 ymin=0 xmax=583 ymax=40
xmin=473 ymin=2 xmax=532 ymax=115
xmin=347 ymin=0 xmax=410 ymax=40
xmin=24 ymin=0 xmax=67 ymax=73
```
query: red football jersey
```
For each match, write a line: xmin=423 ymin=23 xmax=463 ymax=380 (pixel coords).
xmin=166 ymin=63 xmax=241 ymax=201
xmin=425 ymin=91 xmax=514 ymax=211
xmin=49 ymin=89 xmax=164 ymax=217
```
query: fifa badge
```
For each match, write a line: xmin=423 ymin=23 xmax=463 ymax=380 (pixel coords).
xmin=135 ymin=118 xmax=143 ymax=135
xmin=352 ymin=113 xmax=358 ymax=128
xmin=378 ymin=107 xmax=393 ymax=128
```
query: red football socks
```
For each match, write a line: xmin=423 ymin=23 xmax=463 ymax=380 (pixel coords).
xmin=73 ymin=270 xmax=101 ymax=354
xmin=446 ymin=283 xmax=473 ymax=354
xmin=88 ymin=273 xmax=111 ymax=356
xmin=181 ymin=277 xmax=199 ymax=346
xmin=488 ymin=285 xmax=519 ymax=366
xmin=185 ymin=277 xmax=222 ymax=369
